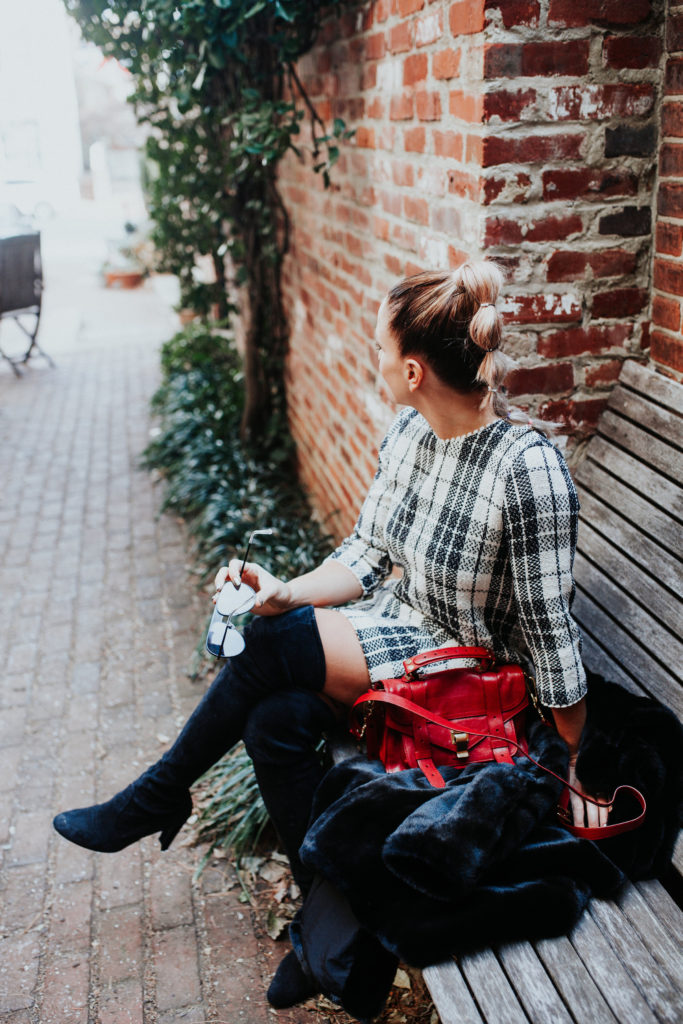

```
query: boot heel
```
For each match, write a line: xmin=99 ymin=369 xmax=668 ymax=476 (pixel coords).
xmin=159 ymin=816 xmax=187 ymax=851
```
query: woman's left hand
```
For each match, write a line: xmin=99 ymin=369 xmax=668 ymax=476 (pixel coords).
xmin=567 ymin=754 xmax=611 ymax=829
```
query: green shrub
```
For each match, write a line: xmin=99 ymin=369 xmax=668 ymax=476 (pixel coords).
xmin=144 ymin=323 xmax=334 ymax=867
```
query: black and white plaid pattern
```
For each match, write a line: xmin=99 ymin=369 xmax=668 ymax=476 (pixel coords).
xmin=326 ymin=408 xmax=586 ymax=708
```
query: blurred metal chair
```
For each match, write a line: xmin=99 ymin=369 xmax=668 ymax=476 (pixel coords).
xmin=0 ymin=230 xmax=53 ymax=375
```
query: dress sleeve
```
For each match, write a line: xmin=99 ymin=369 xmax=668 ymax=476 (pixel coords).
xmin=502 ymin=441 xmax=587 ymax=708
xmin=323 ymin=423 xmax=399 ymax=597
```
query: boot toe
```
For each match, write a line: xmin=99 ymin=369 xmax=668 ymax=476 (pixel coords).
xmin=267 ymin=950 xmax=319 ymax=1008
xmin=52 ymin=808 xmax=114 ymax=852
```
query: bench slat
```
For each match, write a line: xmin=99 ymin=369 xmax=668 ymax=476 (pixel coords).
xmin=620 ymin=362 xmax=683 ymax=415
xmin=576 ymin=437 xmax=683 ymax=521
xmin=607 ymin=387 xmax=683 ymax=451
xmin=578 ymin=632 xmax=643 ymax=695
xmin=573 ymin=587 xmax=683 ymax=717
xmin=577 ymin=522 xmax=681 ymax=637
xmin=422 ymin=960 xmax=486 ymax=1024
xmin=598 ymin=411 xmax=682 ymax=484
xmin=576 ymin=483 xmax=681 ymax=592
xmin=573 ymin=554 xmax=683 ymax=690
xmin=459 ymin=948 xmax=530 ymax=1024
xmin=569 ymin=911 xmax=659 ymax=1023
xmin=574 ymin=588 xmax=683 ymax=716
xmin=495 ymin=942 xmax=574 ymax=1024
xmin=534 ymin=935 xmax=619 ymax=1023
xmin=589 ymin=897 xmax=682 ymax=1023
xmin=616 ymin=883 xmax=683 ymax=992
xmin=674 ymin=832 xmax=683 ymax=874
xmin=576 ymin=466 xmax=682 ymax=567
xmin=636 ymin=880 xmax=683 ymax=946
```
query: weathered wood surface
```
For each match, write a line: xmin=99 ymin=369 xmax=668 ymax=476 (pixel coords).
xmin=568 ymin=911 xmax=658 ymax=1022
xmin=573 ymin=584 xmax=677 ymax=702
xmin=637 ymin=879 xmax=683 ymax=946
xmin=495 ymin=941 xmax=574 ymax=1024
xmin=620 ymin=360 xmax=683 ymax=413
xmin=577 ymin=521 xmax=680 ymax=636
xmin=537 ymin=934 xmax=619 ymax=1022
xmin=607 ymin=387 xmax=683 ymax=450
xmin=598 ymin=411 xmax=680 ymax=482
xmin=458 ymin=949 xmax=529 ymax=1024
xmin=576 ymin=436 xmax=683 ymax=523
xmin=422 ymin=960 xmax=485 ymax=1024
xmin=573 ymin=560 xmax=683 ymax=712
xmin=589 ymin=898 xmax=681 ymax=1024
xmin=617 ymin=883 xmax=683 ymax=982
xmin=575 ymin=481 xmax=681 ymax=590
xmin=573 ymin=554 xmax=682 ymax=679
xmin=578 ymin=632 xmax=643 ymax=696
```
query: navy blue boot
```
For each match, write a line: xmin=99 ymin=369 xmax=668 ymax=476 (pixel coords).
xmin=53 ymin=607 xmax=327 ymax=853
xmin=52 ymin=772 xmax=193 ymax=852
xmin=242 ymin=690 xmax=340 ymax=892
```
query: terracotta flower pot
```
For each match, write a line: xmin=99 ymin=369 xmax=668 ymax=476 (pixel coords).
xmin=105 ymin=269 xmax=145 ymax=289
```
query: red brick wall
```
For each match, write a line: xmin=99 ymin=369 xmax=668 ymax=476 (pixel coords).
xmin=279 ymin=0 xmax=666 ymax=540
xmin=652 ymin=2 xmax=683 ymax=376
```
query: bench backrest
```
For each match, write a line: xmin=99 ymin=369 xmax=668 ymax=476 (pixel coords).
xmin=573 ymin=360 xmax=682 ymax=721
xmin=572 ymin=361 xmax=682 ymax=871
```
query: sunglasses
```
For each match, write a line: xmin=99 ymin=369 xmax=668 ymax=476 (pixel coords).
xmin=206 ymin=529 xmax=274 ymax=658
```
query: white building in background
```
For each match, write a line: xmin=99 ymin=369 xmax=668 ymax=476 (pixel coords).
xmin=0 ymin=0 xmax=145 ymax=222
xmin=0 ymin=0 xmax=83 ymax=217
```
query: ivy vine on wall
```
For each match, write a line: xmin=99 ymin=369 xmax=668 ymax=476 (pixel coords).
xmin=63 ymin=0 xmax=356 ymax=443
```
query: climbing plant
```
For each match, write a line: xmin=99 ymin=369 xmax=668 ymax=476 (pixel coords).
xmin=63 ymin=0 xmax=355 ymax=442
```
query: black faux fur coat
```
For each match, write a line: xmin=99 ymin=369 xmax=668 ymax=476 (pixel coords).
xmin=299 ymin=674 xmax=682 ymax=966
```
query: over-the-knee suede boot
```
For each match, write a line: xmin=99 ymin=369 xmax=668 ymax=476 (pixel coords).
xmin=242 ymin=690 xmax=339 ymax=893
xmin=53 ymin=607 xmax=326 ymax=853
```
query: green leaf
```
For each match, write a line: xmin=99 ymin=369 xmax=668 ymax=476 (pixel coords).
xmin=243 ymin=0 xmax=267 ymax=17
xmin=275 ymin=1 xmax=294 ymax=21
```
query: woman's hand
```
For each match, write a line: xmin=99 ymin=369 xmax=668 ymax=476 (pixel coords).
xmin=567 ymin=754 xmax=611 ymax=829
xmin=213 ymin=560 xmax=293 ymax=616
xmin=551 ymin=700 xmax=611 ymax=829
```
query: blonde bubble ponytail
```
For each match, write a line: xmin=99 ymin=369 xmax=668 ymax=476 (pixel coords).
xmin=451 ymin=260 xmax=510 ymax=417
xmin=456 ymin=259 xmax=504 ymax=355
xmin=387 ymin=258 xmax=516 ymax=409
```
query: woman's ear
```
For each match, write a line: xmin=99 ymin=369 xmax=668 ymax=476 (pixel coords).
xmin=405 ymin=358 xmax=424 ymax=392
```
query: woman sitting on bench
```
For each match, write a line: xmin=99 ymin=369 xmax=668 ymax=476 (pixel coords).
xmin=53 ymin=258 xmax=607 ymax=995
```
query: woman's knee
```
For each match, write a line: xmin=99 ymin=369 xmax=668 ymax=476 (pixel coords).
xmin=242 ymin=691 xmax=336 ymax=767
xmin=314 ymin=608 xmax=370 ymax=705
xmin=239 ymin=606 xmax=327 ymax=692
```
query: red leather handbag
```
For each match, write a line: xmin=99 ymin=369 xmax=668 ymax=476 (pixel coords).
xmin=350 ymin=646 xmax=646 ymax=840
xmin=350 ymin=647 xmax=529 ymax=788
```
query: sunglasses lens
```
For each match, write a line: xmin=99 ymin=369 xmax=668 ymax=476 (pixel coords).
xmin=215 ymin=582 xmax=256 ymax=617
xmin=220 ymin=627 xmax=246 ymax=657
xmin=206 ymin=610 xmax=228 ymax=657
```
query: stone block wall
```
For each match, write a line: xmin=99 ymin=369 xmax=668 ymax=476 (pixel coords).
xmin=279 ymin=0 xmax=672 ymax=540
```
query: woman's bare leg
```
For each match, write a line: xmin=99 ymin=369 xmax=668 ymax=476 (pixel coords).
xmin=314 ymin=608 xmax=370 ymax=705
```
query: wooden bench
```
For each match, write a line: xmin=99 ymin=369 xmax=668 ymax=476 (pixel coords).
xmin=334 ymin=360 xmax=683 ymax=1023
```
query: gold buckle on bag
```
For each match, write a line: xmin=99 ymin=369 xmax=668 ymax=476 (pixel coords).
xmin=450 ymin=731 xmax=469 ymax=760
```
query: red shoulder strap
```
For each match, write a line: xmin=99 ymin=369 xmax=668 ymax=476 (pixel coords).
xmin=351 ymin=690 xmax=647 ymax=839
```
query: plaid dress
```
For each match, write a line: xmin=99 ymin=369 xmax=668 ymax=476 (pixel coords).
xmin=326 ymin=408 xmax=586 ymax=708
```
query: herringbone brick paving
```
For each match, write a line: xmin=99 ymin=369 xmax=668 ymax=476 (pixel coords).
xmin=0 ymin=211 xmax=311 ymax=1024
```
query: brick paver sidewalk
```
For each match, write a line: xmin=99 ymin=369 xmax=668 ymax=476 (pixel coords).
xmin=0 ymin=214 xmax=310 ymax=1024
